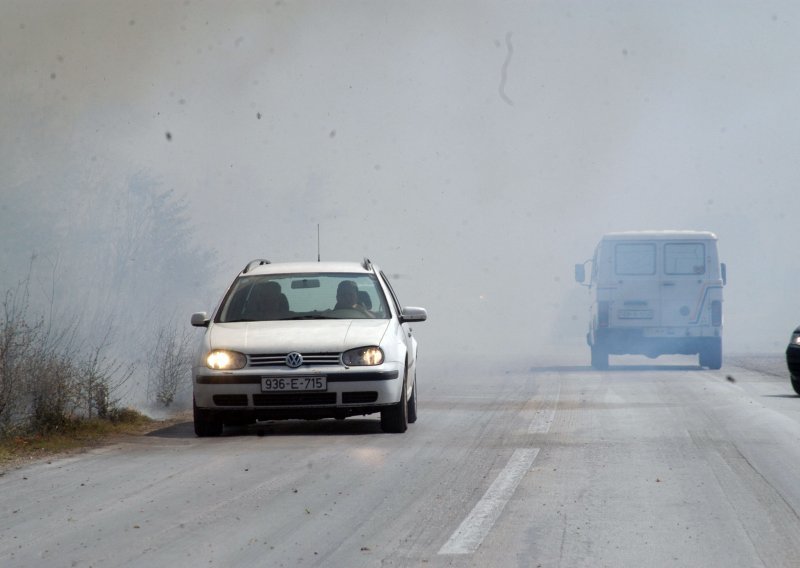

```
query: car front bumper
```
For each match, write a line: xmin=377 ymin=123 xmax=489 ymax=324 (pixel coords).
xmin=193 ymin=365 xmax=404 ymax=420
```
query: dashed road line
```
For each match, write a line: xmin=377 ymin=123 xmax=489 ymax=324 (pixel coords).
xmin=528 ymin=376 xmax=561 ymax=434
xmin=438 ymin=448 xmax=540 ymax=555
xmin=439 ymin=375 xmax=561 ymax=555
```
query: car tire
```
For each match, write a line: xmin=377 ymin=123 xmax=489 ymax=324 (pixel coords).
xmin=591 ymin=344 xmax=608 ymax=370
xmin=699 ymin=339 xmax=723 ymax=370
xmin=407 ymin=374 xmax=418 ymax=424
xmin=194 ymin=399 xmax=223 ymax=437
xmin=381 ymin=370 xmax=408 ymax=433
xmin=791 ymin=375 xmax=800 ymax=396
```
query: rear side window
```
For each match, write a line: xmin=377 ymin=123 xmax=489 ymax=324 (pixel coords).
xmin=615 ymin=243 xmax=656 ymax=275
xmin=664 ymin=243 xmax=706 ymax=275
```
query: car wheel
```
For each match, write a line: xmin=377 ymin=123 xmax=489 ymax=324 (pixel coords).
xmin=591 ymin=344 xmax=608 ymax=370
xmin=699 ymin=339 xmax=722 ymax=370
xmin=194 ymin=399 xmax=223 ymax=437
xmin=381 ymin=370 xmax=408 ymax=433
xmin=791 ymin=375 xmax=800 ymax=396
xmin=407 ymin=374 xmax=418 ymax=424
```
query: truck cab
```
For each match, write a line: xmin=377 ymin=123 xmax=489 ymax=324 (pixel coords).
xmin=575 ymin=231 xmax=726 ymax=369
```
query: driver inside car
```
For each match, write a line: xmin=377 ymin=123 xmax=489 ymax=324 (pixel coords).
xmin=334 ymin=280 xmax=373 ymax=316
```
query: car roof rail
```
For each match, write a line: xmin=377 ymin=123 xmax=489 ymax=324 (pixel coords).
xmin=362 ymin=257 xmax=373 ymax=271
xmin=242 ymin=259 xmax=271 ymax=274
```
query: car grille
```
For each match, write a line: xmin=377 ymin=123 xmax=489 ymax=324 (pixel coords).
xmin=252 ymin=393 xmax=337 ymax=406
xmin=248 ymin=352 xmax=341 ymax=368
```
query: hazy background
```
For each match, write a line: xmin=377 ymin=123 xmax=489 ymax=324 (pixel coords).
xmin=2 ymin=1 xmax=797 ymax=403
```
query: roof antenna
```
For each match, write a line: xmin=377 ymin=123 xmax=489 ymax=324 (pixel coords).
xmin=317 ymin=224 xmax=321 ymax=262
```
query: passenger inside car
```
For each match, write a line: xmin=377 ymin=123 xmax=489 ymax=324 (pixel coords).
xmin=244 ymin=281 xmax=286 ymax=320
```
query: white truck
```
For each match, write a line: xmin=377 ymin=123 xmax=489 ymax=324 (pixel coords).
xmin=575 ymin=231 xmax=726 ymax=370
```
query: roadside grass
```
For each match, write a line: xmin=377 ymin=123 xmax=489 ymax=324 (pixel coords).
xmin=0 ymin=408 xmax=186 ymax=470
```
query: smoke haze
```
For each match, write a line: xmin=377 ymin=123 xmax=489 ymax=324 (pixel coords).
xmin=2 ymin=1 xmax=798 ymax=382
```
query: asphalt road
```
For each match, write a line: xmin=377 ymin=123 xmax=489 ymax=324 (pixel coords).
xmin=2 ymin=352 xmax=799 ymax=567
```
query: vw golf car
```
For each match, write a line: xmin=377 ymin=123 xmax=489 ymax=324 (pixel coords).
xmin=190 ymin=259 xmax=427 ymax=436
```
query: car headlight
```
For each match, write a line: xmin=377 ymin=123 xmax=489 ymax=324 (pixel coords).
xmin=342 ymin=346 xmax=384 ymax=366
xmin=206 ymin=350 xmax=247 ymax=370
xmin=791 ymin=332 xmax=800 ymax=346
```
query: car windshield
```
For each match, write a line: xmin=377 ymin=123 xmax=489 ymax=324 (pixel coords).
xmin=217 ymin=273 xmax=390 ymax=322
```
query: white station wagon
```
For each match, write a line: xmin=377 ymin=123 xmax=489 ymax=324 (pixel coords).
xmin=190 ymin=259 xmax=427 ymax=436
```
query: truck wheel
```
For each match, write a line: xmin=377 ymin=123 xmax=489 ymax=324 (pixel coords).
xmin=699 ymin=340 xmax=722 ymax=370
xmin=591 ymin=345 xmax=608 ymax=370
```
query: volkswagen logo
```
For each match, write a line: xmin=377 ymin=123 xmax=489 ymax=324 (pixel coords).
xmin=285 ymin=352 xmax=303 ymax=368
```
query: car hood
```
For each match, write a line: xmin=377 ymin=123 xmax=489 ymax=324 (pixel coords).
xmin=208 ymin=319 xmax=391 ymax=352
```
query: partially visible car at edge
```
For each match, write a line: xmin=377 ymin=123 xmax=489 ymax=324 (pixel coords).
xmin=787 ymin=326 xmax=800 ymax=395
xmin=190 ymin=258 xmax=427 ymax=436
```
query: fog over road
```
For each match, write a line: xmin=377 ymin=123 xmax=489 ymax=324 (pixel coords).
xmin=2 ymin=352 xmax=799 ymax=567
xmin=3 ymin=3 xmax=798 ymax=565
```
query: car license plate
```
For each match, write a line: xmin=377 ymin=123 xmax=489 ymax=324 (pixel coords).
xmin=261 ymin=376 xmax=327 ymax=392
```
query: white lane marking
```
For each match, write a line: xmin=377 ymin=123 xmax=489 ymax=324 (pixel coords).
xmin=438 ymin=448 xmax=540 ymax=555
xmin=528 ymin=377 xmax=561 ymax=434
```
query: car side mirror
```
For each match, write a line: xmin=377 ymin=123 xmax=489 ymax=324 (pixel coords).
xmin=191 ymin=312 xmax=210 ymax=327
xmin=400 ymin=307 xmax=427 ymax=323
xmin=720 ymin=263 xmax=727 ymax=286
xmin=575 ymin=264 xmax=585 ymax=284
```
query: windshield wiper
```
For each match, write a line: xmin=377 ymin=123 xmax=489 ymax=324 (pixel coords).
xmin=280 ymin=315 xmax=335 ymax=320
